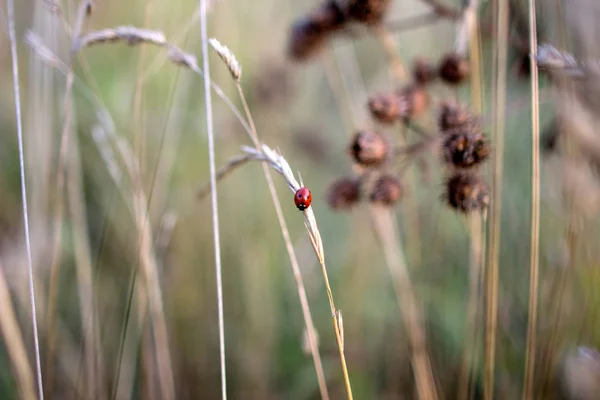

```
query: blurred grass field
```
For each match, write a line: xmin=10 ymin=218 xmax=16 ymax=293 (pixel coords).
xmin=2 ymin=0 xmax=600 ymax=399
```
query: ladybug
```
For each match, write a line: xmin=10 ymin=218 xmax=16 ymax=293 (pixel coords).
xmin=294 ymin=187 xmax=312 ymax=211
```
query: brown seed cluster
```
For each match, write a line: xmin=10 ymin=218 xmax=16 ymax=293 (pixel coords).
xmin=408 ymin=53 xmax=470 ymax=87
xmin=445 ymin=173 xmax=489 ymax=212
xmin=438 ymin=102 xmax=478 ymax=131
xmin=368 ymin=85 xmax=429 ymax=123
xmin=438 ymin=52 xmax=470 ymax=85
xmin=327 ymin=177 xmax=362 ymax=210
xmin=412 ymin=58 xmax=438 ymax=85
xmin=288 ymin=1 xmax=346 ymax=61
xmin=442 ymin=129 xmax=490 ymax=169
xmin=368 ymin=93 xmax=403 ymax=123
xmin=370 ymin=174 xmax=403 ymax=206
xmin=288 ymin=0 xmax=393 ymax=61
xmin=436 ymin=102 xmax=490 ymax=213
xmin=348 ymin=130 xmax=389 ymax=167
xmin=346 ymin=0 xmax=391 ymax=25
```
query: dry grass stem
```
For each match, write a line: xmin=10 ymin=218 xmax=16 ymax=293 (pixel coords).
xmin=458 ymin=3 xmax=484 ymax=398
xmin=199 ymin=1 xmax=227 ymax=398
xmin=523 ymin=0 xmax=540 ymax=397
xmin=371 ymin=207 xmax=438 ymax=400
xmin=196 ymin=154 xmax=252 ymax=200
xmin=484 ymin=0 xmax=509 ymax=398
xmin=209 ymin=53 xmax=334 ymax=395
xmin=241 ymin=144 xmax=352 ymax=399
xmin=0 ymin=264 xmax=36 ymax=400
xmin=7 ymin=0 xmax=44 ymax=398
xmin=45 ymin=1 xmax=94 ymax=392
xmin=372 ymin=24 xmax=406 ymax=82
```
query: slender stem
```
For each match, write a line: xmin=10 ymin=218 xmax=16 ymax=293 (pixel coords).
xmin=523 ymin=0 xmax=540 ymax=397
xmin=458 ymin=3 xmax=484 ymax=398
xmin=199 ymin=2 xmax=226 ymax=399
xmin=45 ymin=2 xmax=92 ymax=393
xmin=371 ymin=207 xmax=438 ymax=400
xmin=235 ymin=84 xmax=330 ymax=400
xmin=7 ymin=1 xmax=44 ymax=399
xmin=484 ymin=0 xmax=509 ymax=398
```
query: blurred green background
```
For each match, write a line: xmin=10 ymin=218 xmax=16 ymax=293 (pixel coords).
xmin=1 ymin=0 xmax=600 ymax=399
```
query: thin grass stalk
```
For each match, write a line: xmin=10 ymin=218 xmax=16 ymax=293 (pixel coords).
xmin=523 ymin=0 xmax=540 ymax=397
xmin=484 ymin=0 xmax=509 ymax=398
xmin=0 ymin=263 xmax=36 ymax=400
xmin=372 ymin=25 xmax=406 ymax=81
xmin=458 ymin=3 xmax=485 ymax=398
xmin=7 ymin=0 xmax=44 ymax=398
xmin=234 ymin=82 xmax=330 ymax=399
xmin=240 ymin=144 xmax=353 ymax=400
xmin=539 ymin=2 xmax=570 ymax=396
xmin=67 ymin=122 xmax=100 ymax=398
xmin=45 ymin=2 xmax=92 ymax=393
xmin=371 ymin=207 xmax=437 ymax=400
xmin=199 ymin=1 xmax=227 ymax=399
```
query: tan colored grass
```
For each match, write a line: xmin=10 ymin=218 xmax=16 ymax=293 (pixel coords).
xmin=523 ymin=0 xmax=541 ymax=396
xmin=484 ymin=0 xmax=509 ymax=398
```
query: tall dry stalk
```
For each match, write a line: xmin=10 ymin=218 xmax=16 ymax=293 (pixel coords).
xmin=484 ymin=0 xmax=509 ymax=398
xmin=0 ymin=263 xmax=37 ymax=400
xmin=371 ymin=208 xmax=438 ymax=400
xmin=523 ymin=0 xmax=540 ymax=397
xmin=45 ymin=1 xmax=93 ymax=393
xmin=199 ymin=1 xmax=227 ymax=398
xmin=240 ymin=145 xmax=354 ymax=400
xmin=7 ymin=0 xmax=44 ymax=398
xmin=208 ymin=36 xmax=330 ymax=399
xmin=458 ymin=2 xmax=486 ymax=398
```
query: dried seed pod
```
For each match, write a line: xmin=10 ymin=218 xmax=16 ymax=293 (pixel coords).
xmin=412 ymin=57 xmax=438 ymax=85
xmin=442 ymin=130 xmax=490 ymax=169
xmin=347 ymin=0 xmax=391 ymax=25
xmin=288 ymin=1 xmax=346 ymax=61
xmin=445 ymin=173 xmax=489 ymax=212
xmin=438 ymin=102 xmax=476 ymax=131
xmin=438 ymin=52 xmax=470 ymax=85
xmin=368 ymin=93 xmax=402 ymax=123
xmin=370 ymin=174 xmax=403 ymax=206
xmin=308 ymin=0 xmax=347 ymax=32
xmin=288 ymin=19 xmax=327 ymax=61
xmin=326 ymin=177 xmax=362 ymax=210
xmin=397 ymin=85 xmax=429 ymax=120
xmin=559 ymin=347 xmax=600 ymax=400
xmin=348 ymin=130 xmax=389 ymax=166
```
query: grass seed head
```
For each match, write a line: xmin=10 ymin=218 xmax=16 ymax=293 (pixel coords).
xmin=348 ymin=130 xmax=389 ymax=167
xmin=326 ymin=177 xmax=362 ymax=210
xmin=209 ymin=38 xmax=242 ymax=82
xmin=369 ymin=174 xmax=403 ymax=206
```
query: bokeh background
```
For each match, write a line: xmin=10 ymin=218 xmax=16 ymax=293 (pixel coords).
xmin=1 ymin=0 xmax=600 ymax=399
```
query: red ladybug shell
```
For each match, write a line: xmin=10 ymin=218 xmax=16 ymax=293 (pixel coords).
xmin=294 ymin=187 xmax=312 ymax=211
